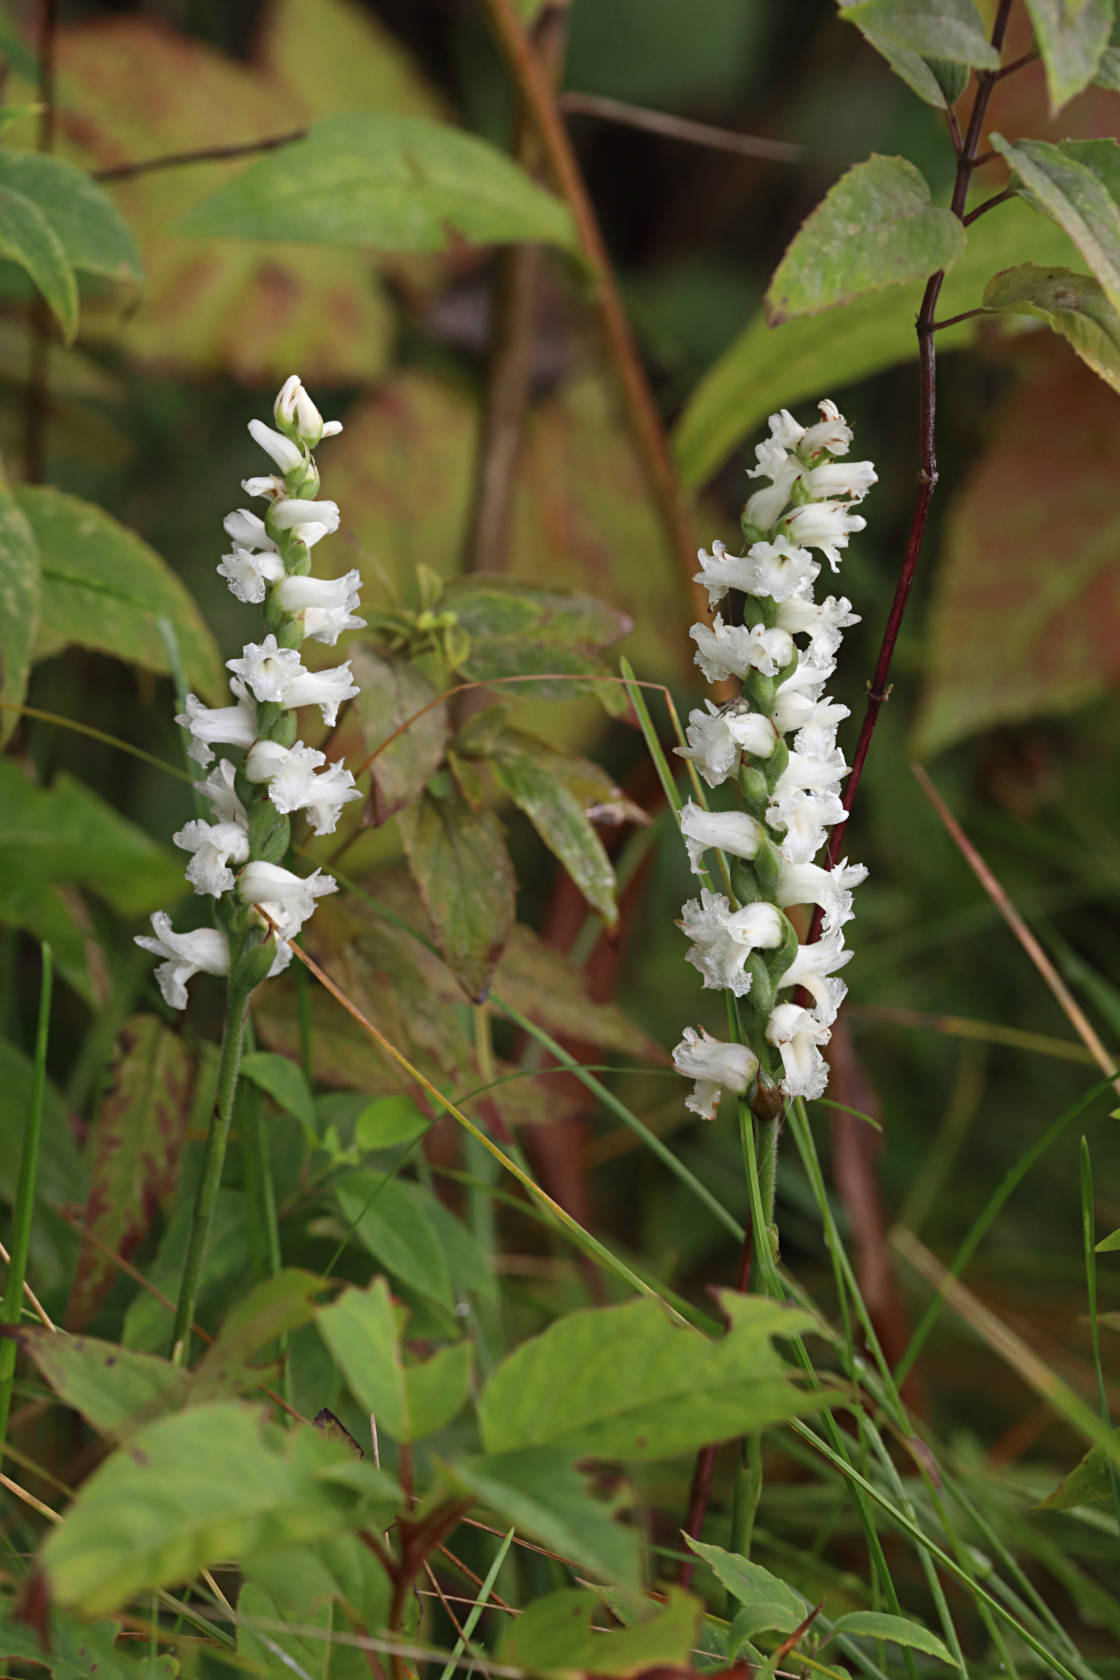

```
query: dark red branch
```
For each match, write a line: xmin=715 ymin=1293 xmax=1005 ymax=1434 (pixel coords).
xmin=92 ymin=129 xmax=306 ymax=183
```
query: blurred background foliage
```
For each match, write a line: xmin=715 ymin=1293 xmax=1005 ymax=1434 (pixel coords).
xmin=2 ymin=0 xmax=1120 ymax=1650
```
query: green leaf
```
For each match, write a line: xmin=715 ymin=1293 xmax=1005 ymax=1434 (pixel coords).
xmin=1096 ymin=1226 xmax=1120 ymax=1251
xmin=11 ymin=1328 xmax=188 ymax=1438
xmin=351 ymin=645 xmax=448 ymax=824
xmin=766 ymin=154 xmax=964 ymax=324
xmin=846 ymin=22 xmax=970 ymax=105
xmin=839 ymin=0 xmax=1000 ymax=68
xmin=41 ymin=1401 xmax=401 ymax=1616
xmin=498 ymin=1586 xmax=701 ymax=1677
xmin=191 ymin=1270 xmax=328 ymax=1403
xmin=0 ymin=181 xmax=77 ymax=339
xmin=0 ymin=1602 xmax=166 ymax=1678
xmin=1039 ymin=1428 xmax=1120 ymax=1509
xmin=674 ymin=195 xmax=1080 ymax=487
xmin=316 ymin=1276 xmax=472 ymax=1441
xmin=66 ymin=1015 xmax=194 ymax=1331
xmin=444 ymin=574 xmax=632 ymax=713
xmin=1023 ymin=0 xmax=1112 ymax=109
xmin=829 ymin=1611 xmax=958 ymax=1666
xmin=179 ymin=111 xmax=577 ymax=254
xmin=489 ymin=731 xmax=624 ymax=925
xmin=0 ymin=465 xmax=40 ymax=748
xmin=441 ymin=1447 xmax=642 ymax=1587
xmin=335 ymin=1170 xmax=454 ymax=1309
xmin=398 ymin=788 xmax=515 ymax=1002
xmin=239 ymin=1534 xmax=390 ymax=1680
xmin=0 ymin=763 xmax=181 ymax=917
xmin=353 ymin=1093 xmax=430 ymax=1149
xmin=17 ymin=486 xmax=224 ymax=699
xmin=1096 ymin=12 xmax=1120 ymax=89
xmin=991 ymin=135 xmax=1120 ymax=313
xmin=0 ymin=149 xmax=142 ymax=283
xmin=478 ymin=1293 xmax=822 ymax=1461
xmin=239 ymin=1050 xmax=316 ymax=1135
xmin=685 ymin=1538 xmax=808 ymax=1621
xmin=982 ymin=263 xmax=1120 ymax=392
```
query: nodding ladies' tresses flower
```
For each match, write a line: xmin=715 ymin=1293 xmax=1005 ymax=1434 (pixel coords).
xmin=672 ymin=1027 xmax=759 ymax=1122
xmin=140 ymin=376 xmax=362 ymax=1011
xmin=672 ymin=397 xmax=872 ymax=1116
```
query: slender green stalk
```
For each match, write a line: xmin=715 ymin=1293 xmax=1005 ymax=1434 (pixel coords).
xmin=0 ymin=943 xmax=52 ymax=1470
xmin=171 ymin=979 xmax=251 ymax=1364
xmin=1080 ymin=1136 xmax=1120 ymax=1531
xmin=436 ymin=1525 xmax=514 ymax=1680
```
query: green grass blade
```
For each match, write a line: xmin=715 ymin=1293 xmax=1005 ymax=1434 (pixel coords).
xmin=436 ymin=1525 xmax=514 ymax=1680
xmin=1080 ymin=1136 xmax=1120 ymax=1533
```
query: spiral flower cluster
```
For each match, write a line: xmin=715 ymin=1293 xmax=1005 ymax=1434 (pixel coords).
xmin=137 ymin=376 xmax=363 ymax=1009
xmin=671 ymin=399 xmax=872 ymax=1118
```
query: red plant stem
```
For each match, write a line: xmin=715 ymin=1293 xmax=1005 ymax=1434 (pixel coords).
xmin=811 ymin=0 xmax=1017 ymax=930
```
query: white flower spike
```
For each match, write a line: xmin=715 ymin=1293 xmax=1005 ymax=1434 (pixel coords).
xmin=139 ymin=376 xmax=361 ymax=1008
xmin=670 ymin=396 xmax=870 ymax=1113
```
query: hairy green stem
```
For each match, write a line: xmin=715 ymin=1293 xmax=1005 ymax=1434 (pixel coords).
xmin=171 ymin=980 xmax=251 ymax=1364
xmin=0 ymin=943 xmax=52 ymax=1469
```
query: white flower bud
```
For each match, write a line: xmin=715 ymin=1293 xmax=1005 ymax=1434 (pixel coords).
xmin=672 ymin=1027 xmax=759 ymax=1121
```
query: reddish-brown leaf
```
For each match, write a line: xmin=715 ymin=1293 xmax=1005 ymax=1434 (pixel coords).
xmin=65 ymin=1014 xmax=193 ymax=1331
xmin=915 ymin=353 xmax=1120 ymax=754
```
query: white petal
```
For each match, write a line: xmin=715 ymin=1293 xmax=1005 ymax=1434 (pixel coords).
xmin=248 ymin=418 xmax=304 ymax=474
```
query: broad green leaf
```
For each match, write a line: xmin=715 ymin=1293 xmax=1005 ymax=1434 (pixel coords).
xmin=0 ymin=181 xmax=77 ymax=339
xmin=914 ymin=359 xmax=1120 ymax=752
xmin=191 ymin=1270 xmax=328 ymax=1403
xmin=991 ymin=135 xmax=1120 ymax=313
xmin=179 ymin=111 xmax=577 ymax=254
xmin=13 ymin=1329 xmax=188 ymax=1437
xmin=0 ymin=1603 xmax=171 ymax=1677
xmin=121 ymin=1185 xmax=248 ymax=1355
xmin=0 ymin=465 xmax=39 ymax=747
xmin=350 ymin=644 xmax=448 ymax=824
xmin=839 ymin=0 xmax=999 ymax=68
xmin=0 ymin=874 xmax=95 ymax=1001
xmin=398 ymin=788 xmax=515 ymax=1002
xmin=478 ymin=1292 xmax=821 ymax=1461
xmin=18 ymin=486 xmax=224 ymax=700
xmin=1096 ymin=13 xmax=1120 ymax=89
xmin=674 ymin=195 xmax=1080 ymax=487
xmin=766 ymin=155 xmax=965 ymax=323
xmin=729 ymin=1601 xmax=805 ymax=1647
xmin=66 ymin=1015 xmax=194 ymax=1330
xmin=444 ymin=574 xmax=632 ymax=713
xmin=844 ymin=19 xmax=971 ymax=105
xmin=1096 ymin=1226 xmax=1120 ymax=1251
xmin=489 ymin=731 xmax=622 ymax=924
xmin=240 ymin=1532 xmax=391 ymax=1679
xmin=336 ymin=1170 xmax=454 ymax=1308
xmin=982 ymin=263 xmax=1120 ymax=392
xmin=41 ymin=1401 xmax=401 ymax=1616
xmin=353 ymin=1093 xmax=430 ymax=1149
xmin=0 ymin=762 xmax=180 ymax=917
xmin=1039 ymin=1428 xmax=1120 ymax=1509
xmin=1024 ymin=0 xmax=1111 ymax=109
xmin=316 ymin=1277 xmax=472 ymax=1441
xmin=441 ymin=1447 xmax=642 ymax=1588
xmin=0 ymin=149 xmax=141 ymax=283
xmin=685 ymin=1538 xmax=808 ymax=1621
xmin=498 ymin=1586 xmax=701 ymax=1676
xmin=829 ymin=1611 xmax=958 ymax=1665
xmin=239 ymin=1050 xmax=316 ymax=1134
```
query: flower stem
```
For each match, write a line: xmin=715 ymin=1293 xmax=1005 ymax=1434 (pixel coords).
xmin=171 ymin=979 xmax=251 ymax=1365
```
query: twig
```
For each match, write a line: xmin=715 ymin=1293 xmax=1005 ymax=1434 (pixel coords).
xmin=92 ymin=128 xmax=306 ymax=184
xmin=560 ymin=91 xmax=802 ymax=163
xmin=23 ymin=0 xmax=58 ymax=484
xmin=929 ymin=306 xmax=990 ymax=331
xmin=463 ymin=5 xmax=569 ymax=578
xmin=481 ymin=0 xmax=704 ymax=621
xmin=963 ymin=184 xmax=1017 ymax=225
xmin=0 ymin=1239 xmax=55 ymax=1331
xmin=815 ymin=0 xmax=1017 ymax=898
